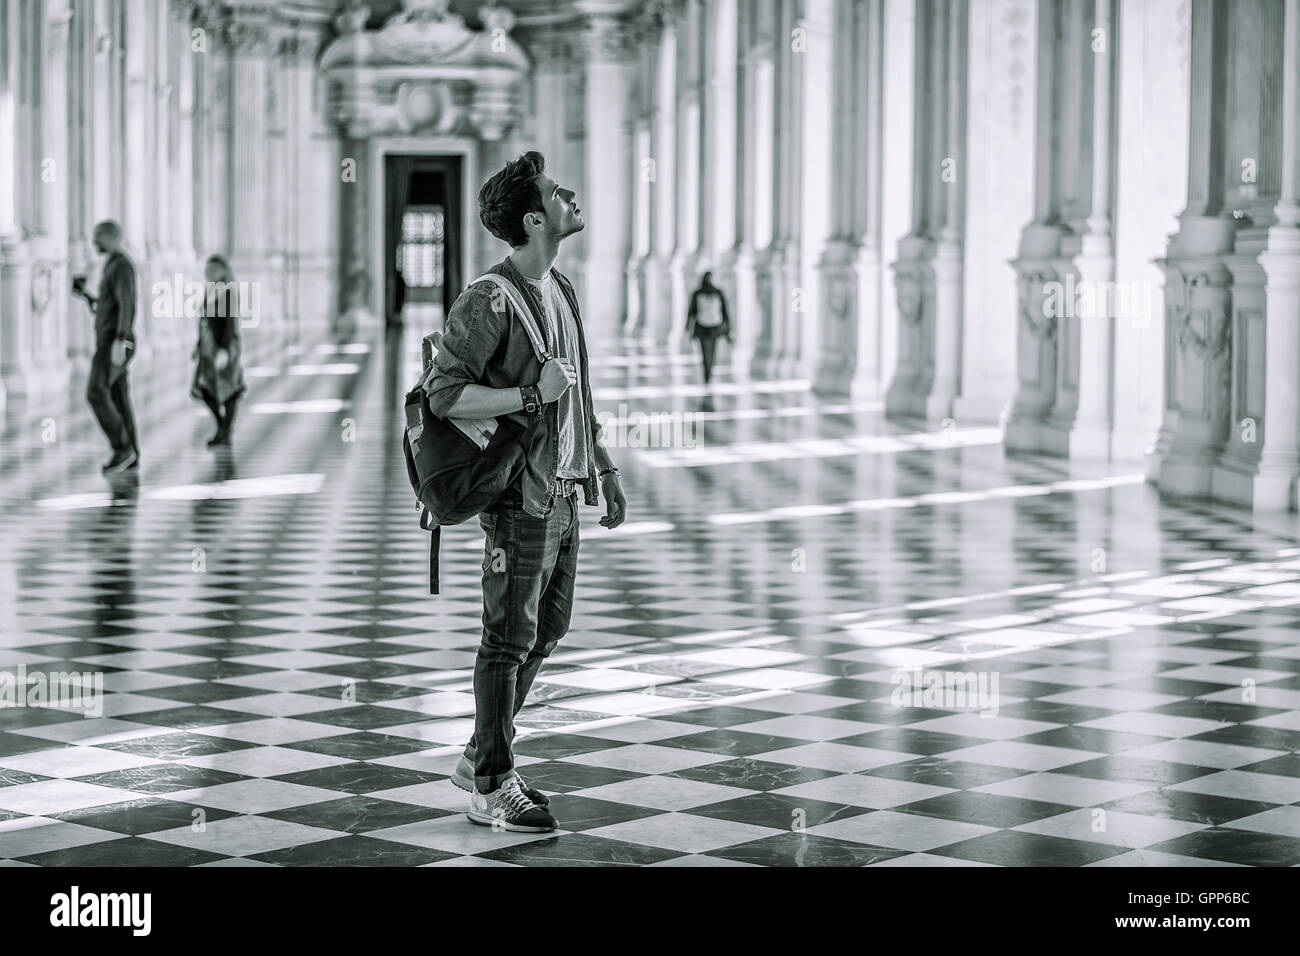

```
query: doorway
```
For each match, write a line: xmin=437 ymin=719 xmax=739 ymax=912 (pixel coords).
xmin=383 ymin=154 xmax=463 ymax=331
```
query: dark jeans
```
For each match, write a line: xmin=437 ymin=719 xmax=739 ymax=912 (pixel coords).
xmin=469 ymin=484 xmax=580 ymax=792
xmin=87 ymin=350 xmax=138 ymax=455
xmin=697 ymin=328 xmax=723 ymax=383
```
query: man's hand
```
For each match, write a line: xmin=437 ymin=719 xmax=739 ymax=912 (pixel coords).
xmin=109 ymin=338 xmax=129 ymax=367
xmin=598 ymin=472 xmax=627 ymax=529
xmin=537 ymin=358 xmax=576 ymax=403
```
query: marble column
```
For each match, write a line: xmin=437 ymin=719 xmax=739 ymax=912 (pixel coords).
xmin=886 ymin=0 xmax=964 ymax=423
xmin=625 ymin=115 xmax=652 ymax=338
xmin=261 ymin=26 xmax=290 ymax=353
xmin=703 ymin=0 xmax=737 ymax=279
xmin=1110 ymin=0 xmax=1190 ymax=460
xmin=815 ymin=0 xmax=877 ymax=398
xmin=66 ymin=0 xmax=98 ymax=367
xmin=953 ymin=0 xmax=1035 ymax=423
xmin=1147 ymin=0 xmax=1236 ymax=497
xmin=170 ymin=0 xmax=196 ymax=276
xmin=33 ymin=0 xmax=73 ymax=389
xmin=1242 ymin=0 xmax=1300 ymax=510
xmin=226 ymin=10 xmax=276 ymax=362
xmin=290 ymin=28 xmax=334 ymax=334
xmin=716 ymin=0 xmax=759 ymax=376
xmin=1068 ymin=0 xmax=1117 ymax=459
xmin=193 ymin=3 xmax=229 ymax=275
xmin=751 ymin=0 xmax=805 ymax=381
xmin=668 ymin=0 xmax=703 ymax=360
xmin=925 ymin=0 xmax=965 ymax=422
xmin=119 ymin=0 xmax=152 ymax=354
xmin=797 ymin=0 xmax=833 ymax=382
xmin=578 ymin=4 xmax=634 ymax=341
xmin=0 ymin=0 xmax=31 ymax=408
xmin=641 ymin=12 xmax=676 ymax=348
xmin=873 ymin=0 xmax=917 ymax=402
xmin=1003 ymin=0 xmax=1071 ymax=454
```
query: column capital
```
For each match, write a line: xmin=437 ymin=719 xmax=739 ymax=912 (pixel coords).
xmin=580 ymin=14 xmax=631 ymax=62
xmin=225 ymin=7 xmax=276 ymax=55
xmin=524 ymin=24 xmax=573 ymax=66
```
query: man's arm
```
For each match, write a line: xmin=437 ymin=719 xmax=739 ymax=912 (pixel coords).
xmin=720 ymin=292 xmax=732 ymax=337
xmin=685 ymin=290 xmax=697 ymax=334
xmin=591 ymin=413 xmax=616 ymax=472
xmin=112 ymin=260 xmax=135 ymax=339
xmin=424 ymin=283 xmax=527 ymax=419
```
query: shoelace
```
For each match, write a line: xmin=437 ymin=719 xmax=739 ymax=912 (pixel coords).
xmin=494 ymin=779 xmax=535 ymax=818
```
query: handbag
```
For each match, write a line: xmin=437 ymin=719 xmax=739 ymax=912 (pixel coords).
xmin=402 ymin=272 xmax=553 ymax=594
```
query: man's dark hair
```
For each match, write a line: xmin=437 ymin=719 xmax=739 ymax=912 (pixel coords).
xmin=478 ymin=151 xmax=546 ymax=248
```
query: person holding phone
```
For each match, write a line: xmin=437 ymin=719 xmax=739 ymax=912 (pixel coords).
xmin=74 ymin=220 xmax=139 ymax=474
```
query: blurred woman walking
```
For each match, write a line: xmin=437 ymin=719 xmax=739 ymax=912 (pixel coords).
xmin=191 ymin=254 xmax=248 ymax=446
xmin=685 ymin=271 xmax=732 ymax=386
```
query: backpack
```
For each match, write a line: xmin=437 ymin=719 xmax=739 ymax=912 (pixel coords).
xmin=402 ymin=272 xmax=553 ymax=594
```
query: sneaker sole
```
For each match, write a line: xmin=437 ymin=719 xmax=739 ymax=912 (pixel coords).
xmin=466 ymin=808 xmax=556 ymax=832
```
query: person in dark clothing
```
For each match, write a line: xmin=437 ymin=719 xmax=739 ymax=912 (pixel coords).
xmin=74 ymin=220 xmax=139 ymax=474
xmin=190 ymin=254 xmax=248 ymax=446
xmin=686 ymin=271 xmax=732 ymax=385
xmin=391 ymin=265 xmax=407 ymax=328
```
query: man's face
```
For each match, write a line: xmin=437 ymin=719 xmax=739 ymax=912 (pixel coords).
xmin=533 ymin=173 xmax=584 ymax=240
xmin=93 ymin=234 xmax=107 ymax=255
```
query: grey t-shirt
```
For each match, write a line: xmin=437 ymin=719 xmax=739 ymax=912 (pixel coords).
xmin=523 ymin=272 xmax=591 ymax=481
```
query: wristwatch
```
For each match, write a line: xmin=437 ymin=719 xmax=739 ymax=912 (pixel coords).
xmin=520 ymin=385 xmax=541 ymax=415
xmin=598 ymin=467 xmax=620 ymax=480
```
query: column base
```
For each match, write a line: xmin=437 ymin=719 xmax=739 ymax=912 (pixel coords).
xmin=1068 ymin=417 xmax=1114 ymax=461
xmin=1004 ymin=412 xmax=1070 ymax=458
xmin=1110 ymin=420 xmax=1160 ymax=463
xmin=812 ymin=359 xmax=854 ymax=398
xmin=952 ymin=392 xmax=1013 ymax=426
xmin=1244 ymin=466 xmax=1299 ymax=512
xmin=1149 ymin=448 xmax=1220 ymax=500
xmin=925 ymin=390 xmax=958 ymax=425
xmin=640 ymin=256 xmax=672 ymax=347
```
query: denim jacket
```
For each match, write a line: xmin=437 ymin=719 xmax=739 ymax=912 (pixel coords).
xmin=423 ymin=256 xmax=607 ymax=519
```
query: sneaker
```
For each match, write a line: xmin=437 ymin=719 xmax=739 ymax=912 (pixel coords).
xmin=467 ymin=775 xmax=557 ymax=832
xmin=102 ymin=449 xmax=137 ymax=474
xmin=451 ymin=754 xmax=549 ymax=807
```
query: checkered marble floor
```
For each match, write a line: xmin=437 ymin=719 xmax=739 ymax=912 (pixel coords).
xmin=2 ymin=323 xmax=1300 ymax=867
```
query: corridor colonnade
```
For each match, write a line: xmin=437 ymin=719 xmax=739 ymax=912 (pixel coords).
xmin=594 ymin=0 xmax=1300 ymax=512
xmin=0 ymin=0 xmax=338 ymax=408
xmin=1 ymin=0 xmax=1298 ymax=512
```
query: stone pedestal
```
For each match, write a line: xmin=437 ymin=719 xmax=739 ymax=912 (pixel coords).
xmin=885 ymin=235 xmax=934 ymax=422
xmin=813 ymin=239 xmax=860 ymax=396
xmin=1146 ymin=216 xmax=1238 ymax=498
xmin=1004 ymin=224 xmax=1066 ymax=454
xmin=1253 ymin=224 xmax=1300 ymax=509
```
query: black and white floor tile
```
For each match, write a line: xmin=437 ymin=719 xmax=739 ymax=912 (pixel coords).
xmin=2 ymin=325 xmax=1300 ymax=867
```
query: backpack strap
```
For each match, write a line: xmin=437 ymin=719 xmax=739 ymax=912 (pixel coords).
xmin=470 ymin=272 xmax=553 ymax=364
xmin=419 ymin=507 xmax=440 ymax=595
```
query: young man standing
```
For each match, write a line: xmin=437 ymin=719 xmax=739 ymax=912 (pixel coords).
xmin=423 ymin=151 xmax=627 ymax=832
xmin=79 ymin=220 xmax=140 ymax=473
